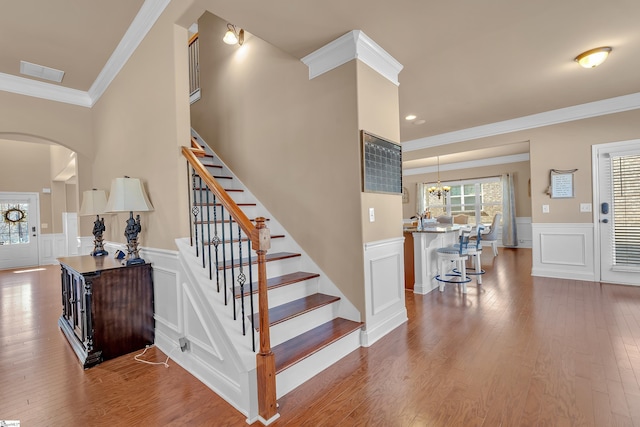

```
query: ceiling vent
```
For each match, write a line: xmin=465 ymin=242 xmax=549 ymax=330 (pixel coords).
xmin=20 ymin=60 xmax=65 ymax=83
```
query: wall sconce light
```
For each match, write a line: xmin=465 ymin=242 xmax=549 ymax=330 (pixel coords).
xmin=105 ymin=177 xmax=154 ymax=265
xmin=575 ymin=46 xmax=612 ymax=68
xmin=79 ymin=189 xmax=109 ymax=256
xmin=223 ymin=23 xmax=244 ymax=46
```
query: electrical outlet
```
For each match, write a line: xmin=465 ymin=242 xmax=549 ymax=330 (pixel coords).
xmin=542 ymin=204 xmax=550 ymax=213
xmin=179 ymin=337 xmax=189 ymax=352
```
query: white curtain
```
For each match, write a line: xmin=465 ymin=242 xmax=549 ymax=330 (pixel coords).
xmin=501 ymin=173 xmax=518 ymax=247
xmin=416 ymin=182 xmax=426 ymax=216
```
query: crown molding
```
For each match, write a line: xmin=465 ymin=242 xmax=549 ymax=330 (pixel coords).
xmin=0 ymin=72 xmax=92 ymax=107
xmin=403 ymin=92 xmax=640 ymax=152
xmin=403 ymin=153 xmax=530 ymax=176
xmin=88 ymin=0 xmax=171 ymax=105
xmin=0 ymin=0 xmax=169 ymax=108
xmin=301 ymin=30 xmax=403 ymax=85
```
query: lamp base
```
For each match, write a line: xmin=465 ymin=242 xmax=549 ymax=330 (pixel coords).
xmin=126 ymin=257 xmax=146 ymax=266
xmin=91 ymin=249 xmax=109 ymax=257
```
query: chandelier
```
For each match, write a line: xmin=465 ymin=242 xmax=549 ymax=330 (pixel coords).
xmin=428 ymin=156 xmax=450 ymax=199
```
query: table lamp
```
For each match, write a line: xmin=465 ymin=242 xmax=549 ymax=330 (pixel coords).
xmin=79 ymin=189 xmax=109 ymax=256
xmin=105 ymin=177 xmax=154 ymax=265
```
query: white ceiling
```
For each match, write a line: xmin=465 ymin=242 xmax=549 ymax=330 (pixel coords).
xmin=3 ymin=0 xmax=639 ymax=169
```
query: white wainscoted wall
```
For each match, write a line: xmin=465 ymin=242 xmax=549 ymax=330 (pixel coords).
xmin=361 ymin=237 xmax=408 ymax=347
xmin=531 ymin=223 xmax=595 ymax=282
xmin=39 ymin=233 xmax=67 ymax=265
xmin=99 ymin=239 xmax=261 ymax=423
xmin=39 ymin=212 xmax=80 ymax=265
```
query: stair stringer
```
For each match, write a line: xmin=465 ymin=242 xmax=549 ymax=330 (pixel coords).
xmin=154 ymin=236 xmax=261 ymax=423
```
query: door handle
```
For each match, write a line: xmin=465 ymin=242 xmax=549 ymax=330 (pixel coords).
xmin=601 ymin=218 xmax=609 ymax=223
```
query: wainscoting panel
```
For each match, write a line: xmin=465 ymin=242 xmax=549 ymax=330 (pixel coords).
xmin=531 ymin=223 xmax=595 ymax=281
xmin=362 ymin=237 xmax=408 ymax=347
xmin=40 ymin=233 xmax=67 ymax=265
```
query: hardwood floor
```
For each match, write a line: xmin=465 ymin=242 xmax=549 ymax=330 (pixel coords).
xmin=2 ymin=249 xmax=640 ymax=426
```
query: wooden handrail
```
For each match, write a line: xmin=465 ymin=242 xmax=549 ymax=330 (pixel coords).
xmin=181 ymin=145 xmax=278 ymax=422
xmin=190 ymin=137 xmax=206 ymax=158
xmin=188 ymin=32 xmax=199 ymax=47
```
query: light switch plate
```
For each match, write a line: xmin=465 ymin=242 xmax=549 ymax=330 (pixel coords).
xmin=580 ymin=203 xmax=592 ymax=212
xmin=542 ymin=205 xmax=549 ymax=213
xmin=369 ymin=208 xmax=375 ymax=222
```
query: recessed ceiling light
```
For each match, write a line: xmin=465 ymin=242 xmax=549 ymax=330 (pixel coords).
xmin=405 ymin=114 xmax=417 ymax=121
xmin=414 ymin=119 xmax=426 ymax=125
xmin=20 ymin=60 xmax=65 ymax=83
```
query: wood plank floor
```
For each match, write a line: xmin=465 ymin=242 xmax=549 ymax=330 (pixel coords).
xmin=2 ymin=248 xmax=640 ymax=426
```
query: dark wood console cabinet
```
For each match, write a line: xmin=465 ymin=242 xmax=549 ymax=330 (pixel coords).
xmin=58 ymin=255 xmax=154 ymax=368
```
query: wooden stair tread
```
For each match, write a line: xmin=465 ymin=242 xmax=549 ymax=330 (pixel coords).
xmin=201 ymin=163 xmax=222 ymax=169
xmin=273 ymin=318 xmax=363 ymax=374
xmin=192 ymin=187 xmax=243 ymax=192
xmin=251 ymin=293 xmax=339 ymax=329
xmin=193 ymin=202 xmax=256 ymax=207
xmin=234 ymin=271 xmax=320 ymax=297
xmin=202 ymin=234 xmax=285 ymax=246
xmin=194 ymin=217 xmax=270 ymax=225
xmin=218 ymin=252 xmax=300 ymax=270
xmin=212 ymin=175 xmax=233 ymax=180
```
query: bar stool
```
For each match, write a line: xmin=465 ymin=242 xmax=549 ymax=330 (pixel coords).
xmin=435 ymin=229 xmax=472 ymax=293
xmin=455 ymin=225 xmax=485 ymax=285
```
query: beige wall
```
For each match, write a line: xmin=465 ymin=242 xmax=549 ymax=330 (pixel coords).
xmin=357 ymin=62 xmax=403 ymax=243
xmin=0 ymin=139 xmax=53 ymax=232
xmin=89 ymin=0 xmax=192 ymax=250
xmin=0 ymin=91 xmax=93 ymax=235
xmin=191 ymin=12 xmax=369 ymax=312
xmin=402 ymin=161 xmax=532 ymax=219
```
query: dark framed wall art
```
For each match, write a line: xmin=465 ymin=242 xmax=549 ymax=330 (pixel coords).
xmin=361 ymin=130 xmax=402 ymax=194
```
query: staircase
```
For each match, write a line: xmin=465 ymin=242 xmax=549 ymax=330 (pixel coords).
xmin=180 ymin=132 xmax=363 ymax=421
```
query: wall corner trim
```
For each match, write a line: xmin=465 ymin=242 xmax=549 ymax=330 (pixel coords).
xmin=301 ymin=30 xmax=403 ymax=85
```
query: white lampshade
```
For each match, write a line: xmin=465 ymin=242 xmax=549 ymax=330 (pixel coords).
xmin=105 ymin=177 xmax=154 ymax=213
xmin=79 ymin=189 xmax=108 ymax=216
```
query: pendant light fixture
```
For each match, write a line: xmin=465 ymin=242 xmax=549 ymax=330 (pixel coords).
xmin=428 ymin=156 xmax=450 ymax=200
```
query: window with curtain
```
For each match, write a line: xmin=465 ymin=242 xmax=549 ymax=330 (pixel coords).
xmin=419 ymin=177 xmax=502 ymax=224
xmin=611 ymin=154 xmax=640 ymax=266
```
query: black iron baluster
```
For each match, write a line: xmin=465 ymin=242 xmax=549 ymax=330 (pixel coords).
xmin=205 ymin=187 xmax=213 ymax=280
xmin=221 ymin=205 xmax=227 ymax=305
xmin=191 ymin=171 xmax=200 ymax=257
xmin=199 ymin=176 xmax=205 ymax=268
xmin=247 ymin=238 xmax=255 ymax=351
xmin=187 ymin=162 xmax=194 ymax=246
xmin=229 ymin=212 xmax=237 ymax=320
xmin=212 ymin=194 xmax=221 ymax=293
xmin=238 ymin=222 xmax=246 ymax=336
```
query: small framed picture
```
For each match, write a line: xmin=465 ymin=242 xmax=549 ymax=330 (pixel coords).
xmin=550 ymin=170 xmax=574 ymax=198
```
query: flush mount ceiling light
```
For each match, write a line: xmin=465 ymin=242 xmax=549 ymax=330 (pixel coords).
xmin=405 ymin=114 xmax=417 ymax=121
xmin=574 ymin=46 xmax=612 ymax=68
xmin=223 ymin=23 xmax=244 ymax=46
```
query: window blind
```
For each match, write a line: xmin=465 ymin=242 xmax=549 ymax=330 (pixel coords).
xmin=612 ymin=154 xmax=640 ymax=266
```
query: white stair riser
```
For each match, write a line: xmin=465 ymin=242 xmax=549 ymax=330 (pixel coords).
xmin=275 ymin=329 xmax=361 ymax=398
xmin=268 ymin=302 xmax=339 ymax=347
xmin=242 ymin=278 xmax=319 ymax=313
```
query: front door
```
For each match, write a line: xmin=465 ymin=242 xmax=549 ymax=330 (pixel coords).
xmin=594 ymin=140 xmax=640 ymax=285
xmin=0 ymin=192 xmax=40 ymax=269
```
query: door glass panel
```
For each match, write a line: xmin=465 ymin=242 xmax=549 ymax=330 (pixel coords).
xmin=0 ymin=203 xmax=30 ymax=245
xmin=611 ymin=154 xmax=640 ymax=267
